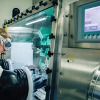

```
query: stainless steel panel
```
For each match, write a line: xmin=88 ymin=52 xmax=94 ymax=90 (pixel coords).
xmin=69 ymin=0 xmax=100 ymax=49
xmin=58 ymin=47 xmax=100 ymax=100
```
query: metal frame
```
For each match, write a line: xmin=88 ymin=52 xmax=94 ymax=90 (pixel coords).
xmin=48 ymin=0 xmax=63 ymax=100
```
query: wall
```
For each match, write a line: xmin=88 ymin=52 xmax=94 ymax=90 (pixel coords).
xmin=0 ymin=0 xmax=32 ymax=28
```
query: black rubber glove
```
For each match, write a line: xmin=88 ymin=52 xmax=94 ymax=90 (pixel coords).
xmin=0 ymin=70 xmax=20 ymax=100
xmin=0 ymin=69 xmax=29 ymax=100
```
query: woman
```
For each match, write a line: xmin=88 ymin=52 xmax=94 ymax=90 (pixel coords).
xmin=0 ymin=28 xmax=29 ymax=100
xmin=0 ymin=28 xmax=18 ymax=100
xmin=0 ymin=28 xmax=11 ymax=54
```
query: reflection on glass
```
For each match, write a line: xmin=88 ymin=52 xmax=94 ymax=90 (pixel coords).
xmin=8 ymin=7 xmax=54 ymax=100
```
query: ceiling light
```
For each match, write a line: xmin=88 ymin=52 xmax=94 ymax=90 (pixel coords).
xmin=26 ymin=17 xmax=46 ymax=25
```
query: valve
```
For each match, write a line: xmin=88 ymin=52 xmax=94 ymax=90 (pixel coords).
xmin=14 ymin=17 xmax=18 ymax=20
xmin=8 ymin=20 xmax=11 ymax=24
xmin=47 ymin=51 xmax=53 ymax=57
xmin=49 ymin=33 xmax=55 ymax=39
xmin=4 ymin=23 xmax=6 ymax=25
xmin=10 ymin=19 xmax=15 ymax=23
xmin=52 ymin=0 xmax=58 ymax=5
xmin=3 ymin=26 xmax=5 ymax=29
xmin=46 ymin=68 xmax=52 ymax=74
xmin=26 ymin=9 xmax=32 ymax=13
xmin=17 ymin=15 xmax=22 ymax=18
xmin=39 ymin=1 xmax=47 ymax=6
xmin=32 ymin=5 xmax=35 ymax=10
xmin=44 ymin=85 xmax=50 ymax=91
xmin=51 ymin=15 xmax=56 ymax=22
xmin=35 ymin=6 xmax=39 ymax=10
xmin=21 ymin=12 xmax=27 ymax=16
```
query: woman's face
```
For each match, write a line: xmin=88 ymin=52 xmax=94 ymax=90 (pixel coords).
xmin=0 ymin=37 xmax=11 ymax=54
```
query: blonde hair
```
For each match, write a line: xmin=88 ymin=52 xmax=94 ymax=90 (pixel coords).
xmin=0 ymin=28 xmax=11 ymax=39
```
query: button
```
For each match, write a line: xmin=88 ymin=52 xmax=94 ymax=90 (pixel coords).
xmin=88 ymin=35 xmax=92 ymax=39
xmin=97 ymin=34 xmax=100 ymax=39
xmin=93 ymin=34 xmax=96 ymax=39
xmin=84 ymin=35 xmax=87 ymax=39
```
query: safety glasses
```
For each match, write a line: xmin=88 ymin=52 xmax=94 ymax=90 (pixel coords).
xmin=0 ymin=35 xmax=11 ymax=51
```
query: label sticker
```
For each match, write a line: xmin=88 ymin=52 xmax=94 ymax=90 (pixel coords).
xmin=67 ymin=57 xmax=74 ymax=59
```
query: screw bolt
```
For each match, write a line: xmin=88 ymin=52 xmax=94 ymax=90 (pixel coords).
xmin=62 ymin=52 xmax=66 ymax=55
xmin=60 ymin=72 xmax=64 ymax=75
xmin=70 ymin=35 xmax=74 ymax=39
xmin=64 ymin=33 xmax=67 ymax=36
xmin=59 ymin=90 xmax=62 ymax=94
xmin=65 ymin=14 xmax=69 ymax=17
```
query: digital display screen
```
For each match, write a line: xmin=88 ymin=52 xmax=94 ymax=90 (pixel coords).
xmin=84 ymin=6 xmax=100 ymax=32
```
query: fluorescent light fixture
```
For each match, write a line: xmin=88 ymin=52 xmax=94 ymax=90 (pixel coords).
xmin=26 ymin=17 xmax=46 ymax=25
xmin=7 ymin=27 xmax=38 ymax=33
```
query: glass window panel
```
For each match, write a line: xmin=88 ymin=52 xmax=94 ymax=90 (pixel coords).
xmin=8 ymin=7 xmax=54 ymax=100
